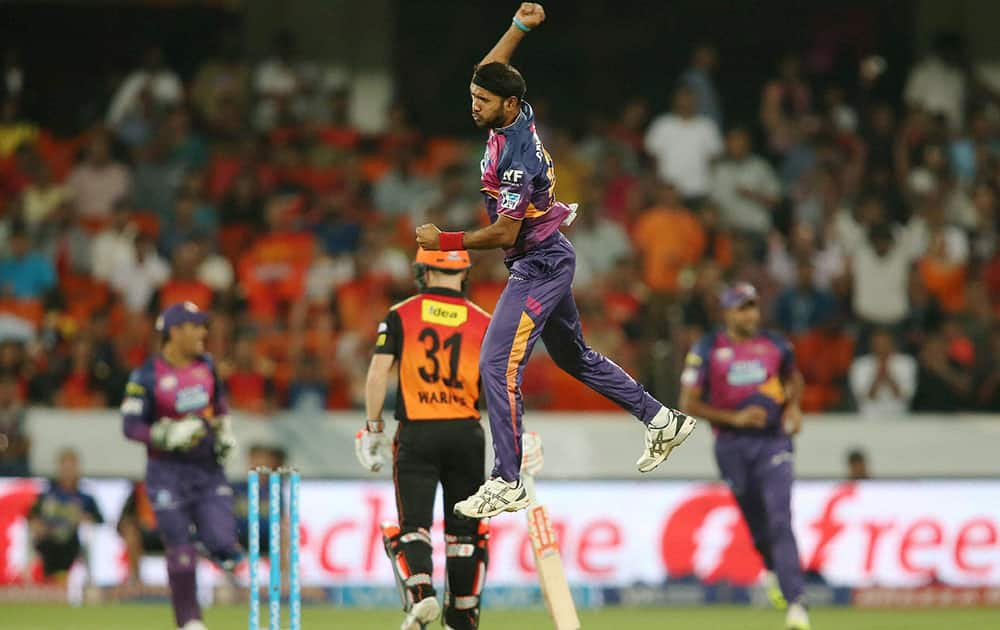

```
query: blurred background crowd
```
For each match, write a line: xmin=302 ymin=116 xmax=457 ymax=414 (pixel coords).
xmin=1 ymin=3 xmax=999 ymax=467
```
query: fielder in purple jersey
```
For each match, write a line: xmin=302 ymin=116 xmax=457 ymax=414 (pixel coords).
xmin=121 ymin=302 xmax=240 ymax=630
xmin=679 ymin=283 xmax=811 ymax=630
xmin=416 ymin=2 xmax=696 ymax=519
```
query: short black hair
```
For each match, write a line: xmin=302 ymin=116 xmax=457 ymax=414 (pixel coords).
xmin=847 ymin=448 xmax=867 ymax=464
xmin=472 ymin=62 xmax=526 ymax=100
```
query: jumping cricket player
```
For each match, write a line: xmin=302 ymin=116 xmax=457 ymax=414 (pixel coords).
xmin=415 ymin=2 xmax=697 ymax=518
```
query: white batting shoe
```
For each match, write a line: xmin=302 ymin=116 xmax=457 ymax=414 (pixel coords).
xmin=636 ymin=406 xmax=697 ymax=473
xmin=454 ymin=477 xmax=530 ymax=518
xmin=178 ymin=620 xmax=208 ymax=630
xmin=785 ymin=602 xmax=811 ymax=630
xmin=401 ymin=596 xmax=440 ymax=630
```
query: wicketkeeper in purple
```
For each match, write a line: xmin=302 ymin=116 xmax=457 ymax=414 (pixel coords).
xmin=416 ymin=2 xmax=696 ymax=519
xmin=122 ymin=302 xmax=240 ymax=630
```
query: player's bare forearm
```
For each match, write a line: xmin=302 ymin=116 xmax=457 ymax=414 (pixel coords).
xmin=365 ymin=354 xmax=395 ymax=421
xmin=463 ymin=215 xmax=522 ymax=249
xmin=480 ymin=24 xmax=528 ymax=66
xmin=679 ymin=386 xmax=740 ymax=427
xmin=479 ymin=3 xmax=545 ymax=66
xmin=783 ymin=371 xmax=804 ymax=407
xmin=416 ymin=215 xmax=521 ymax=251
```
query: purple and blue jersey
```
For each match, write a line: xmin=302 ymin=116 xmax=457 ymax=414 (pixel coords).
xmin=480 ymin=101 xmax=573 ymax=258
xmin=121 ymin=354 xmax=228 ymax=466
xmin=681 ymin=329 xmax=795 ymax=436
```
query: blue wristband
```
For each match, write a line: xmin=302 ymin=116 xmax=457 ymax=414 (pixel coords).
xmin=512 ymin=17 xmax=532 ymax=33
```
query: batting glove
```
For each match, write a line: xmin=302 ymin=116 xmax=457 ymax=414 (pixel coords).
xmin=355 ymin=421 xmax=390 ymax=473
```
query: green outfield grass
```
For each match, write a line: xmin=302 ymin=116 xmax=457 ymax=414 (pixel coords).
xmin=7 ymin=604 xmax=1000 ymax=630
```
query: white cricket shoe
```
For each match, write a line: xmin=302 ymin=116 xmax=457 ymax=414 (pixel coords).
xmin=401 ymin=596 xmax=441 ymax=630
xmin=636 ymin=406 xmax=697 ymax=473
xmin=178 ymin=620 xmax=208 ymax=630
xmin=785 ymin=602 xmax=811 ymax=630
xmin=453 ymin=477 xmax=530 ymax=518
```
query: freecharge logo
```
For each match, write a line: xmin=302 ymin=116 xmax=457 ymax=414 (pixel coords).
xmin=660 ymin=487 xmax=762 ymax=585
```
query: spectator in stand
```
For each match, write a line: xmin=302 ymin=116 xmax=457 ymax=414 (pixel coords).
xmin=679 ymin=43 xmax=723 ymax=128
xmin=846 ymin=448 xmax=870 ymax=480
xmin=632 ymin=181 xmax=706 ymax=295
xmin=190 ymin=31 xmax=250 ymax=139
xmin=570 ymin=190 xmax=630 ymax=288
xmin=221 ymin=336 xmax=274 ymax=413
xmin=421 ymin=164 xmax=478 ymax=232
xmin=849 ymin=328 xmax=917 ymax=418
xmin=64 ymin=132 xmax=131 ymax=223
xmin=0 ymin=224 xmax=55 ymax=300
xmin=220 ymin=168 xmax=266 ymax=229
xmin=28 ymin=448 xmax=103 ymax=579
xmin=709 ymin=126 xmax=782 ymax=251
xmin=644 ymin=85 xmax=722 ymax=206
xmin=163 ymin=107 xmax=208 ymax=171
xmin=904 ymin=32 xmax=967 ymax=131
xmin=911 ymin=333 xmax=972 ymax=412
xmin=794 ymin=314 xmax=854 ymax=412
xmin=760 ymin=53 xmax=812 ymax=158
xmin=605 ymin=97 xmax=650 ymax=163
xmin=110 ymin=233 xmax=169 ymax=313
xmin=55 ymin=335 xmax=106 ymax=408
xmin=286 ymin=352 xmax=329 ymax=412
xmin=116 ymin=480 xmax=163 ymax=585
xmin=372 ymin=147 xmax=437 ymax=220
xmin=131 ymin=133 xmax=186 ymax=220
xmin=0 ymin=95 xmax=37 ymax=158
xmin=35 ymin=201 xmax=92 ymax=278
xmin=90 ymin=199 xmax=138 ymax=282
xmin=19 ymin=160 xmax=65 ymax=235
xmin=973 ymin=324 xmax=1000 ymax=411
xmin=0 ymin=374 xmax=29 ymax=476
xmin=157 ymin=242 xmax=214 ymax=311
xmin=159 ymin=195 xmax=212 ymax=259
xmin=849 ymin=223 xmax=919 ymax=333
xmin=774 ymin=258 xmax=837 ymax=335
xmin=253 ymin=31 xmax=302 ymax=132
xmin=106 ymin=46 xmax=183 ymax=130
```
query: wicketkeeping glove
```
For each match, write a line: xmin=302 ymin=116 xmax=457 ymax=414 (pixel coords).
xmin=212 ymin=415 xmax=238 ymax=464
xmin=150 ymin=416 xmax=207 ymax=452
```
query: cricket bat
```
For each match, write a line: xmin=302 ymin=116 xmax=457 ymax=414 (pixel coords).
xmin=523 ymin=471 xmax=581 ymax=630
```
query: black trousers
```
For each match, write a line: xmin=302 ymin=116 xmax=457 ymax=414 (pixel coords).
xmin=393 ymin=419 xmax=485 ymax=537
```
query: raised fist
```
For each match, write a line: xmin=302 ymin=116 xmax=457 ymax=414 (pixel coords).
xmin=514 ymin=3 xmax=546 ymax=29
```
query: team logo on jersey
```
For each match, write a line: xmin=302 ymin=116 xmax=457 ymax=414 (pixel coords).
xmin=176 ymin=385 xmax=210 ymax=413
xmin=502 ymin=169 xmax=523 ymax=184
xmin=159 ymin=375 xmax=177 ymax=391
xmin=421 ymin=300 xmax=468 ymax=327
xmin=714 ymin=347 xmax=734 ymax=362
xmin=500 ymin=191 xmax=522 ymax=210
xmin=376 ymin=334 xmax=387 ymax=347
xmin=726 ymin=360 xmax=768 ymax=386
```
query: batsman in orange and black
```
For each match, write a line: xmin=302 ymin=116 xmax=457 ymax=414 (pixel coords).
xmin=355 ymin=248 xmax=492 ymax=630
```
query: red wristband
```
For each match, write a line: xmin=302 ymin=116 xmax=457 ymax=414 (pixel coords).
xmin=439 ymin=231 xmax=465 ymax=251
